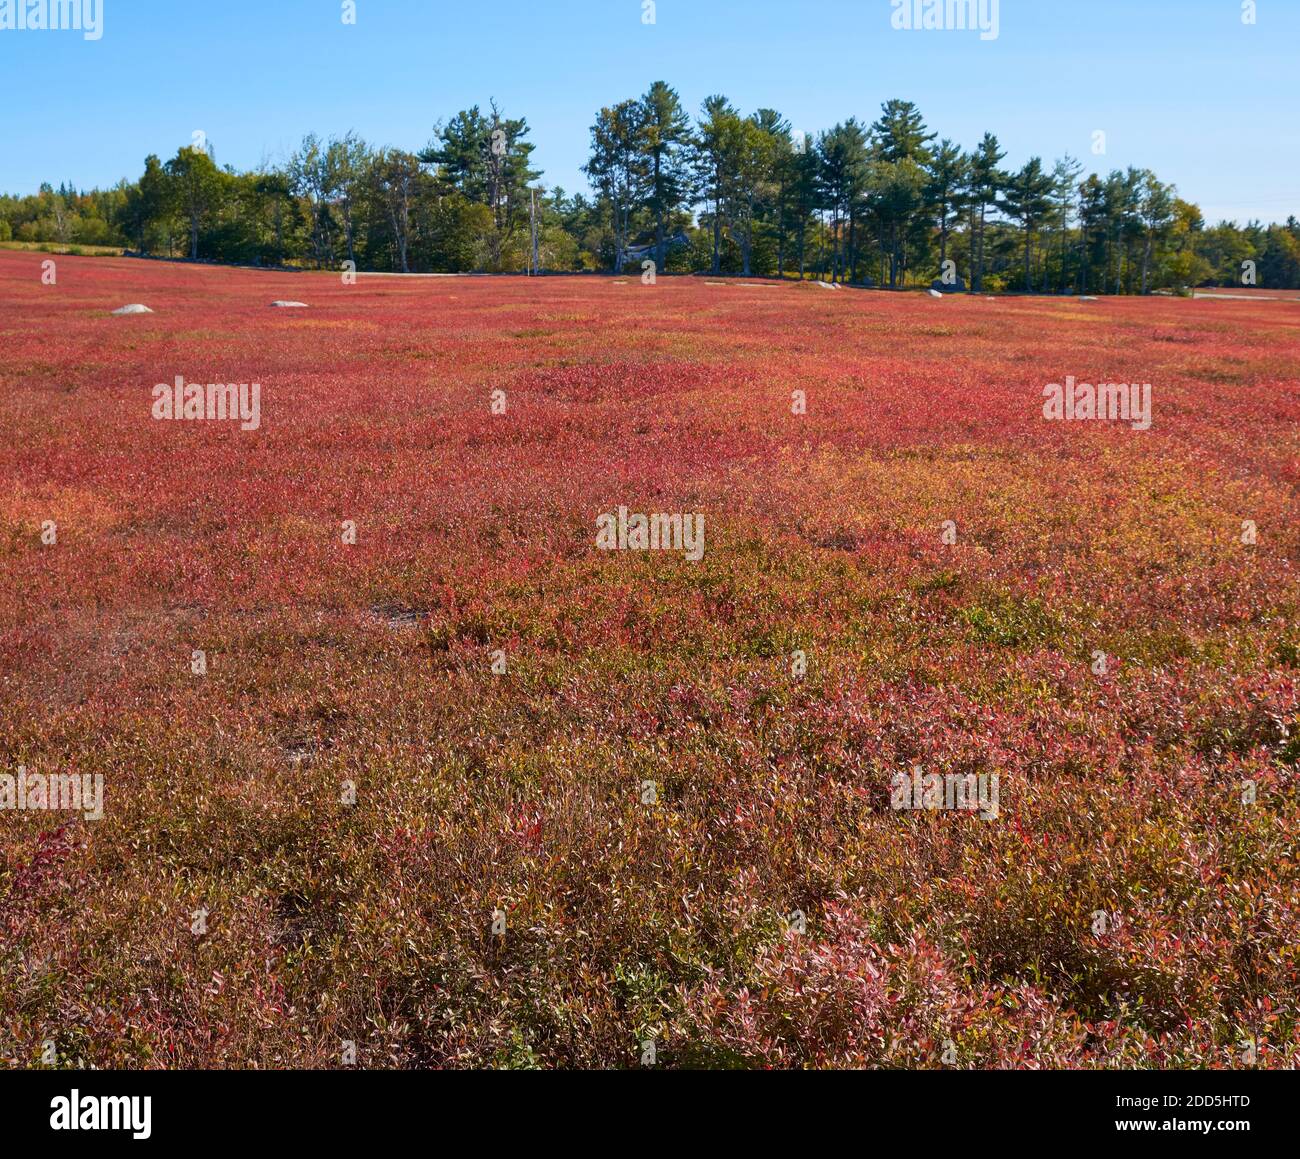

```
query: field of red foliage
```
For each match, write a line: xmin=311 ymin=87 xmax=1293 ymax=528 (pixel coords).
xmin=2 ymin=251 xmax=1298 ymax=1069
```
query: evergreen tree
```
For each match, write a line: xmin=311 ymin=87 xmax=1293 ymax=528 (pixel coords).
xmin=639 ymin=82 xmax=693 ymax=272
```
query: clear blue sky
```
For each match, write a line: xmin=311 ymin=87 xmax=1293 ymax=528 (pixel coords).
xmin=1 ymin=0 xmax=1296 ymax=223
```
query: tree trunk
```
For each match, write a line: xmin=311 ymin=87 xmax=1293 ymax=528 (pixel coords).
xmin=776 ymin=176 xmax=786 ymax=279
xmin=848 ymin=213 xmax=857 ymax=283
xmin=388 ymin=201 xmax=409 ymax=273
xmin=711 ymin=169 xmax=722 ymax=275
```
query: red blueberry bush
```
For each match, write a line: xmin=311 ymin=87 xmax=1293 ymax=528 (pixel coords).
xmin=1 ymin=252 xmax=1297 ymax=1068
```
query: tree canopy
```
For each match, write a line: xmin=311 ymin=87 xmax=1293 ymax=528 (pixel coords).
xmin=6 ymin=87 xmax=1294 ymax=293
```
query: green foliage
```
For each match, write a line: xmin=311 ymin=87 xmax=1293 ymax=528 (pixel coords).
xmin=3 ymin=93 xmax=1295 ymax=288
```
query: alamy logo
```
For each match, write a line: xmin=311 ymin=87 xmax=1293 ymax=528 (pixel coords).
xmin=50 ymin=1091 xmax=151 ymax=1140
xmin=152 ymin=376 xmax=261 ymax=431
xmin=891 ymin=0 xmax=999 ymax=41
xmin=596 ymin=507 xmax=705 ymax=562
xmin=1043 ymin=377 xmax=1152 ymax=431
xmin=1 ymin=766 xmax=103 ymax=821
xmin=891 ymin=767 xmax=1000 ymax=820
xmin=0 ymin=0 xmax=103 ymax=40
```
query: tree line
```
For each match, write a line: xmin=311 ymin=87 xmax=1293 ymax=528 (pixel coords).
xmin=4 ymin=85 xmax=1298 ymax=292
